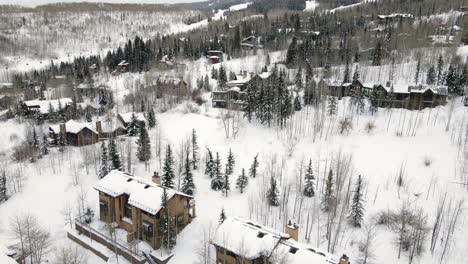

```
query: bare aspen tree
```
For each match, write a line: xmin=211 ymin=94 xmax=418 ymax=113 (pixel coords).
xmin=54 ymin=245 xmax=88 ymax=264
xmin=358 ymin=222 xmax=377 ymax=264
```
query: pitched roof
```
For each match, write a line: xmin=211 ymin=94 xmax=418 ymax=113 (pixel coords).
xmin=94 ymin=170 xmax=191 ymax=215
xmin=24 ymin=98 xmax=72 ymax=114
xmin=118 ymin=112 xmax=146 ymax=124
xmin=49 ymin=120 xmax=98 ymax=134
xmin=212 ymin=218 xmax=339 ymax=264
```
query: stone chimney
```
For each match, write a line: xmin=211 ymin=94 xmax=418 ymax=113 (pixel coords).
xmin=152 ymin=171 xmax=161 ymax=185
xmin=285 ymin=220 xmax=299 ymax=241
xmin=339 ymin=254 xmax=350 ymax=264
xmin=95 ymin=121 xmax=102 ymax=138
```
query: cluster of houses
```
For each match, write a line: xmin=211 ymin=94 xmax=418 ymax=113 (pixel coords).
xmin=48 ymin=112 xmax=146 ymax=146
xmin=69 ymin=169 xmax=348 ymax=264
xmin=211 ymin=71 xmax=448 ymax=111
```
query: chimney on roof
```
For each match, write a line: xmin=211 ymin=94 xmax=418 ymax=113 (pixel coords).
xmin=286 ymin=220 xmax=299 ymax=241
xmin=95 ymin=121 xmax=102 ymax=138
xmin=339 ymin=254 xmax=350 ymax=264
xmin=386 ymin=81 xmax=391 ymax=88
xmin=152 ymin=171 xmax=161 ymax=185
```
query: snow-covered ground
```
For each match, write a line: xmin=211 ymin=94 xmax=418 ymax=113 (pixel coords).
xmin=304 ymin=0 xmax=319 ymax=12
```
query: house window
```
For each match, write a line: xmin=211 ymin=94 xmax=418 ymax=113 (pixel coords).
xmin=99 ymin=200 xmax=108 ymax=220
xmin=142 ymin=221 xmax=153 ymax=241
xmin=124 ymin=204 xmax=132 ymax=219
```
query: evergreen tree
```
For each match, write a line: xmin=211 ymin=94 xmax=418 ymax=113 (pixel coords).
xmin=322 ymin=169 xmax=335 ymax=212
xmin=249 ymin=154 xmax=259 ymax=178
xmin=191 ymin=129 xmax=199 ymax=170
xmin=427 ymin=66 xmax=436 ymax=85
xmin=437 ymin=54 xmax=444 ymax=85
xmin=0 ymin=171 xmax=7 ymax=203
xmin=136 ymin=126 xmax=151 ymax=162
xmin=181 ymin=153 xmax=195 ymax=195
xmin=236 ymin=168 xmax=248 ymax=194
xmin=294 ymin=95 xmax=302 ymax=111
xmin=303 ymin=159 xmax=315 ymax=197
xmin=108 ymin=139 xmax=121 ymax=170
xmin=286 ymin=36 xmax=298 ymax=66
xmin=211 ymin=67 xmax=218 ymax=80
xmin=446 ymin=64 xmax=460 ymax=95
xmin=162 ymin=145 xmax=175 ymax=189
xmin=352 ymin=66 xmax=360 ymax=81
xmin=148 ymin=108 xmax=156 ymax=128
xmin=327 ymin=96 xmax=337 ymax=116
xmin=99 ymin=141 xmax=109 ymax=178
xmin=349 ymin=175 xmax=365 ymax=228
xmin=127 ymin=113 xmax=138 ymax=136
xmin=372 ymin=42 xmax=382 ymax=66
xmin=205 ymin=148 xmax=215 ymax=178
xmin=415 ymin=60 xmax=421 ymax=84
xmin=85 ymin=110 xmax=92 ymax=122
xmin=222 ymin=169 xmax=230 ymax=197
xmin=266 ymin=177 xmax=280 ymax=206
xmin=211 ymin=152 xmax=224 ymax=191
xmin=225 ymin=149 xmax=235 ymax=177
xmin=219 ymin=208 xmax=226 ymax=225
xmin=343 ymin=59 xmax=350 ymax=83
xmin=58 ymin=132 xmax=66 ymax=152
xmin=369 ymin=88 xmax=378 ymax=114
xmin=218 ymin=65 xmax=227 ymax=88
xmin=159 ymin=188 xmax=176 ymax=250
xmin=295 ymin=68 xmax=303 ymax=90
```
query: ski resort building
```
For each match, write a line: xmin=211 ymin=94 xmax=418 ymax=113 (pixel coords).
xmin=95 ymin=170 xmax=196 ymax=250
xmin=212 ymin=218 xmax=341 ymax=264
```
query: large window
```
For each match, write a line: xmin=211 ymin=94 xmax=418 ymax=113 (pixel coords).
xmin=142 ymin=221 xmax=153 ymax=241
xmin=124 ymin=204 xmax=132 ymax=219
xmin=99 ymin=200 xmax=108 ymax=220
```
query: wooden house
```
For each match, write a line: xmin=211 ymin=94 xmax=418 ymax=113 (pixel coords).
xmin=23 ymin=98 xmax=72 ymax=118
xmin=95 ymin=170 xmax=195 ymax=250
xmin=212 ymin=87 xmax=247 ymax=110
xmin=240 ymin=36 xmax=263 ymax=50
xmin=156 ymin=77 xmax=189 ymax=98
xmin=117 ymin=112 xmax=147 ymax=128
xmin=117 ymin=60 xmax=129 ymax=73
xmin=325 ymin=79 xmax=363 ymax=98
xmin=49 ymin=120 xmax=99 ymax=146
xmin=212 ymin=218 xmax=340 ymax=264
xmin=206 ymin=50 xmax=223 ymax=64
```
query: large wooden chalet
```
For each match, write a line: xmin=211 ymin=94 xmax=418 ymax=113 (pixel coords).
xmin=212 ymin=218 xmax=345 ymax=264
xmin=95 ymin=170 xmax=195 ymax=250
xmin=212 ymin=71 xmax=276 ymax=110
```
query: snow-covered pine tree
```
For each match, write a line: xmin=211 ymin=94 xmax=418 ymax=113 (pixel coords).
xmin=372 ymin=41 xmax=382 ymax=66
xmin=322 ymin=169 xmax=335 ymax=212
xmin=249 ymin=154 xmax=259 ymax=178
xmin=211 ymin=67 xmax=218 ymax=80
xmin=266 ymin=177 xmax=280 ymax=206
xmin=127 ymin=113 xmax=138 ymax=136
xmin=303 ymin=159 xmax=315 ymax=197
xmin=181 ymin=153 xmax=195 ymax=195
xmin=136 ymin=126 xmax=151 ymax=162
xmin=85 ymin=110 xmax=92 ymax=122
xmin=159 ymin=188 xmax=176 ymax=250
xmin=211 ymin=152 xmax=224 ymax=191
xmin=205 ymin=147 xmax=215 ymax=178
xmin=343 ymin=59 xmax=350 ymax=83
xmin=222 ymin=169 xmax=230 ymax=197
xmin=353 ymin=66 xmax=360 ymax=81
xmin=0 ymin=171 xmax=7 ymax=203
xmin=427 ymin=65 xmax=436 ymax=85
xmin=219 ymin=208 xmax=226 ymax=225
xmin=191 ymin=129 xmax=199 ymax=170
xmin=41 ymin=135 xmax=49 ymax=156
xmin=162 ymin=144 xmax=175 ymax=189
xmin=437 ymin=54 xmax=444 ymax=85
xmin=294 ymin=95 xmax=302 ymax=111
xmin=327 ymin=96 xmax=337 ymax=116
xmin=369 ymin=88 xmax=378 ymax=114
xmin=415 ymin=59 xmax=421 ymax=85
xmin=218 ymin=65 xmax=227 ymax=88
xmin=148 ymin=108 xmax=156 ymax=128
xmin=236 ymin=168 xmax=248 ymax=194
xmin=99 ymin=141 xmax=109 ymax=178
xmin=349 ymin=175 xmax=365 ymax=228
xmin=295 ymin=67 xmax=303 ymax=91
xmin=108 ymin=139 xmax=121 ymax=170
xmin=58 ymin=132 xmax=66 ymax=152
xmin=225 ymin=149 xmax=235 ymax=177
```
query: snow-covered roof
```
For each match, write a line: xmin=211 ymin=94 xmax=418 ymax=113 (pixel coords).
xmin=228 ymin=86 xmax=241 ymax=92
xmin=212 ymin=218 xmax=339 ymax=264
xmin=49 ymin=120 xmax=98 ymax=134
xmin=94 ymin=117 xmax=126 ymax=133
xmin=157 ymin=76 xmax=184 ymax=86
xmin=226 ymin=78 xmax=250 ymax=87
xmin=118 ymin=60 xmax=129 ymax=66
xmin=94 ymin=170 xmax=191 ymax=215
xmin=378 ymin=13 xmax=413 ymax=19
xmin=258 ymin=72 xmax=273 ymax=80
xmin=24 ymin=98 xmax=72 ymax=114
xmin=118 ymin=112 xmax=146 ymax=124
